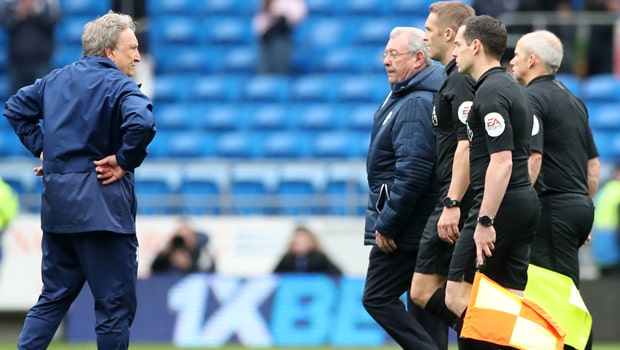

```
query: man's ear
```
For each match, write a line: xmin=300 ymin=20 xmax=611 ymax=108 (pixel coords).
xmin=445 ymin=27 xmax=455 ymax=42
xmin=472 ymin=39 xmax=481 ymax=55
xmin=104 ymin=46 xmax=114 ymax=59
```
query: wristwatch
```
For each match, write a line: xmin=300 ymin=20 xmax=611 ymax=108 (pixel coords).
xmin=477 ymin=215 xmax=494 ymax=227
xmin=442 ymin=196 xmax=461 ymax=208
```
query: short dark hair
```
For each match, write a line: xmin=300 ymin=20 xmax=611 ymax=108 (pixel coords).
xmin=462 ymin=15 xmax=507 ymax=61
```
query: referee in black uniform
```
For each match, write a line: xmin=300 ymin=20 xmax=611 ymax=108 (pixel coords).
xmin=510 ymin=30 xmax=600 ymax=350
xmin=448 ymin=15 xmax=540 ymax=349
xmin=410 ymin=1 xmax=475 ymax=338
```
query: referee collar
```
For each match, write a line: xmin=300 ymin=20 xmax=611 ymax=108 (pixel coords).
xmin=527 ymin=74 xmax=555 ymax=87
xmin=474 ymin=66 xmax=507 ymax=89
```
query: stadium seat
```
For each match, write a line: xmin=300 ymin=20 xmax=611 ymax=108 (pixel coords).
xmin=311 ymin=131 xmax=354 ymax=158
xmin=55 ymin=17 xmax=90 ymax=46
xmin=294 ymin=18 xmax=354 ymax=50
xmin=315 ymin=47 xmax=376 ymax=74
xmin=152 ymin=74 xmax=193 ymax=102
xmin=304 ymin=0 xmax=344 ymax=15
xmin=178 ymin=162 xmax=229 ymax=215
xmin=337 ymin=75 xmax=387 ymax=103
xmin=198 ymin=104 xmax=245 ymax=132
xmin=146 ymin=130 xmax=172 ymax=158
xmin=343 ymin=0 xmax=392 ymax=16
xmin=391 ymin=0 xmax=435 ymax=15
xmin=168 ymin=131 xmax=217 ymax=158
xmin=294 ymin=103 xmax=344 ymax=131
xmin=217 ymin=46 xmax=258 ymax=74
xmin=134 ymin=163 xmax=181 ymax=215
xmin=149 ymin=17 xmax=203 ymax=46
xmin=202 ymin=0 xmax=260 ymax=16
xmin=587 ymin=102 xmax=620 ymax=131
xmin=153 ymin=47 xmax=213 ymax=75
xmin=147 ymin=0 xmax=199 ymax=16
xmin=355 ymin=18 xmax=395 ymax=46
xmin=323 ymin=162 xmax=367 ymax=215
xmin=0 ymin=129 xmax=31 ymax=157
xmin=154 ymin=103 xmax=198 ymax=131
xmin=215 ymin=132 xmax=259 ymax=158
xmin=345 ymin=104 xmax=376 ymax=132
xmin=243 ymin=75 xmax=292 ymax=102
xmin=247 ymin=104 xmax=291 ymax=131
xmin=190 ymin=75 xmax=243 ymax=102
xmin=592 ymin=130 xmax=615 ymax=161
xmin=203 ymin=16 xmax=254 ymax=46
xmin=291 ymin=75 xmax=338 ymax=103
xmin=275 ymin=163 xmax=327 ymax=215
xmin=230 ymin=163 xmax=278 ymax=214
xmin=52 ymin=45 xmax=83 ymax=69
xmin=580 ymin=74 xmax=620 ymax=103
xmin=60 ymin=0 xmax=109 ymax=16
xmin=262 ymin=131 xmax=312 ymax=158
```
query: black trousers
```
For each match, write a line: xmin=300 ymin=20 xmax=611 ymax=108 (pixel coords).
xmin=362 ymin=246 xmax=448 ymax=350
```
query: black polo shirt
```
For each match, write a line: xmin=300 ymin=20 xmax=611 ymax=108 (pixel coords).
xmin=467 ymin=67 xmax=532 ymax=192
xmin=432 ymin=59 xmax=475 ymax=188
xmin=525 ymin=74 xmax=599 ymax=196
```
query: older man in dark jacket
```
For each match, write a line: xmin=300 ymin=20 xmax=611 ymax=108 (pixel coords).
xmin=361 ymin=27 xmax=446 ymax=350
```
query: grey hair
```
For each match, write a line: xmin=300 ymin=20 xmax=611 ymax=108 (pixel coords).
xmin=390 ymin=27 xmax=432 ymax=66
xmin=82 ymin=11 xmax=136 ymax=57
xmin=520 ymin=30 xmax=563 ymax=74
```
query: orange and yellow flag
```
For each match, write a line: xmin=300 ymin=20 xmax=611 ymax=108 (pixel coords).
xmin=461 ymin=272 xmax=565 ymax=350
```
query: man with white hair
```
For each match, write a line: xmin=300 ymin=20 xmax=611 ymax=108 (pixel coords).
xmin=510 ymin=30 xmax=599 ymax=350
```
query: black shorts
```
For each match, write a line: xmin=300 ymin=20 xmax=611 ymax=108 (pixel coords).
xmin=448 ymin=186 xmax=540 ymax=290
xmin=530 ymin=193 xmax=594 ymax=287
xmin=416 ymin=189 xmax=474 ymax=275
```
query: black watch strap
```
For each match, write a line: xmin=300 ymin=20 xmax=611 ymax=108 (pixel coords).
xmin=477 ymin=215 xmax=494 ymax=226
xmin=443 ymin=196 xmax=461 ymax=208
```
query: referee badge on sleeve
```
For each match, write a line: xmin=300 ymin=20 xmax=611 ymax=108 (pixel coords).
xmin=484 ymin=112 xmax=506 ymax=137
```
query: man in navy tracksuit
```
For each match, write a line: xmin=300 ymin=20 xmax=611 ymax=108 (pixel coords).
xmin=3 ymin=12 xmax=155 ymax=350
xmin=362 ymin=26 xmax=446 ymax=350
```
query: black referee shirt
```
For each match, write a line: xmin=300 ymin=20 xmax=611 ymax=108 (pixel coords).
xmin=526 ymin=75 xmax=599 ymax=196
xmin=467 ymin=67 xmax=532 ymax=192
xmin=432 ymin=59 xmax=475 ymax=188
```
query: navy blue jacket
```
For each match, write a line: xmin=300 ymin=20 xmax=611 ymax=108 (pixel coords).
xmin=3 ymin=56 xmax=156 ymax=234
xmin=364 ymin=64 xmax=444 ymax=252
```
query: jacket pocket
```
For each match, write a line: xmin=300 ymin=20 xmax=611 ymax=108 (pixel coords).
xmin=376 ymin=183 xmax=389 ymax=212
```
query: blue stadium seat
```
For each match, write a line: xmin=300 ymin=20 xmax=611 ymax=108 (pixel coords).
xmin=230 ymin=163 xmax=278 ymax=214
xmin=355 ymin=18 xmax=394 ymax=46
xmin=134 ymin=163 xmax=181 ymax=215
xmin=154 ymin=103 xmax=197 ymax=131
xmin=152 ymin=74 xmax=193 ymax=102
xmin=323 ymin=162 xmax=367 ymax=215
xmin=217 ymin=46 xmax=258 ymax=74
xmin=243 ymin=75 xmax=291 ymax=102
xmin=179 ymin=163 xmax=229 ymax=215
xmin=304 ymin=0 xmax=344 ymax=15
xmin=592 ymin=130 xmax=615 ymax=161
xmin=315 ymin=47 xmax=377 ymax=74
xmin=275 ymin=163 xmax=327 ymax=215
xmin=337 ymin=75 xmax=387 ymax=103
xmin=204 ymin=16 xmax=254 ymax=46
xmin=262 ymin=131 xmax=312 ymax=158
xmin=215 ymin=132 xmax=259 ymax=158
xmin=580 ymin=74 xmax=620 ymax=103
xmin=312 ymin=131 xmax=355 ymax=158
xmin=190 ymin=75 xmax=243 ymax=102
xmin=0 ymin=129 xmax=31 ymax=157
xmin=247 ymin=104 xmax=291 ymax=131
xmin=391 ymin=0 xmax=435 ymax=15
xmin=588 ymin=102 xmax=620 ymax=131
xmin=153 ymin=47 xmax=213 ymax=74
xmin=55 ymin=17 xmax=90 ymax=46
xmin=294 ymin=18 xmax=355 ymax=50
xmin=294 ymin=103 xmax=343 ymax=131
xmin=168 ymin=131 xmax=217 ymax=158
xmin=343 ymin=0 xmax=392 ymax=16
xmin=60 ymin=0 xmax=109 ymax=16
xmin=198 ymin=104 xmax=245 ymax=132
xmin=0 ymin=78 xmax=9 ymax=102
xmin=146 ymin=130 xmax=173 ymax=158
xmin=346 ymin=104 xmax=376 ymax=131
xmin=0 ymin=162 xmax=37 ymax=197
xmin=52 ymin=45 xmax=83 ymax=69
xmin=149 ymin=17 xmax=203 ymax=46
xmin=202 ymin=0 xmax=260 ymax=16
xmin=291 ymin=75 xmax=338 ymax=103
xmin=147 ymin=0 xmax=199 ymax=16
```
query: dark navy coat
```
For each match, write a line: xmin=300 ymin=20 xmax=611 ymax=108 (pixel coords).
xmin=364 ymin=64 xmax=443 ymax=252
xmin=3 ymin=56 xmax=155 ymax=234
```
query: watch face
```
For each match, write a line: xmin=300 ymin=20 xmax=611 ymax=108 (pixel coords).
xmin=443 ymin=197 xmax=458 ymax=208
xmin=478 ymin=215 xmax=493 ymax=226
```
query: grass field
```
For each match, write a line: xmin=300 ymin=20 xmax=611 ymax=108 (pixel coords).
xmin=0 ymin=342 xmax=616 ymax=350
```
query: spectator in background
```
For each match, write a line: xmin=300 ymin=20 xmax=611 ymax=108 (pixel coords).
xmin=273 ymin=226 xmax=341 ymax=275
xmin=592 ymin=164 xmax=620 ymax=276
xmin=252 ymin=0 xmax=307 ymax=75
xmin=0 ymin=177 xmax=19 ymax=271
xmin=0 ymin=0 xmax=60 ymax=95
xmin=583 ymin=0 xmax=619 ymax=76
xmin=151 ymin=221 xmax=216 ymax=274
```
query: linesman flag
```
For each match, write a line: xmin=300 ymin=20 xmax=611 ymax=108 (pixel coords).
xmin=524 ymin=264 xmax=592 ymax=350
xmin=462 ymin=272 xmax=565 ymax=350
